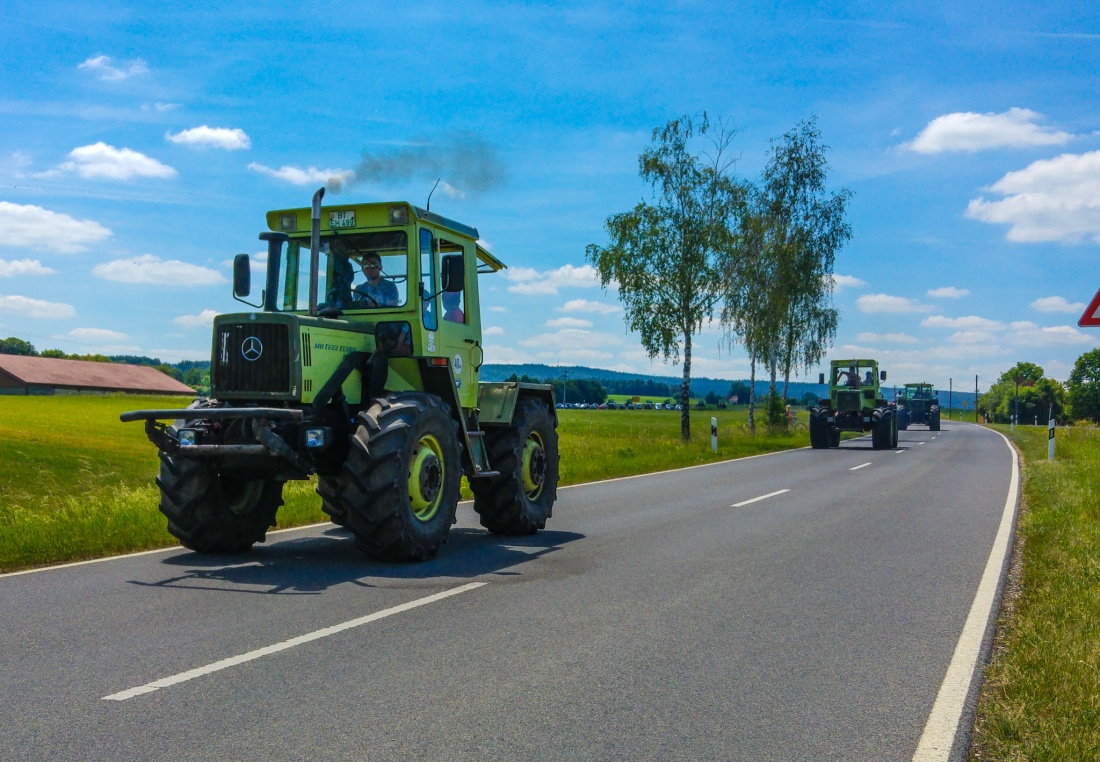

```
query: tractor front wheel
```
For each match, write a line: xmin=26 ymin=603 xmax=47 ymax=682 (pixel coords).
xmin=156 ymin=454 xmax=283 ymax=553
xmin=929 ymin=405 xmax=941 ymax=432
xmin=321 ymin=393 xmax=462 ymax=562
xmin=471 ymin=397 xmax=559 ymax=534
xmin=871 ymin=408 xmax=895 ymax=450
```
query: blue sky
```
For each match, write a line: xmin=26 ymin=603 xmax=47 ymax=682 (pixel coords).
xmin=2 ymin=1 xmax=1099 ymax=394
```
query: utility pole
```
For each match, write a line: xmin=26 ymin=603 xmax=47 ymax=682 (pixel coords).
xmin=1015 ymin=373 xmax=1020 ymax=429
xmin=949 ymin=378 xmax=953 ymax=419
xmin=561 ymin=368 xmax=569 ymax=406
xmin=975 ymin=375 xmax=979 ymax=423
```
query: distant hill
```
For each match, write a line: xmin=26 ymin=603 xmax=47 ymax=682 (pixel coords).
xmin=481 ymin=363 xmax=977 ymax=407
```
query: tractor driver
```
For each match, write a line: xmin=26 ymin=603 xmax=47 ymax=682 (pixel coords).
xmin=353 ymin=253 xmax=399 ymax=307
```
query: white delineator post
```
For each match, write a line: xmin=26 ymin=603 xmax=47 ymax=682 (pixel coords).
xmin=1049 ymin=417 xmax=1055 ymax=461
xmin=711 ymin=417 xmax=718 ymax=452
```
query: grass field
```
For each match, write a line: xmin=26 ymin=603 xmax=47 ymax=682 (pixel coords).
xmin=0 ymin=394 xmax=808 ymax=572
xmin=969 ymin=424 xmax=1100 ymax=760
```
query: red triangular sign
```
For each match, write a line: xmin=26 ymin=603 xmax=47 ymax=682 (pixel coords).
xmin=1080 ymin=288 xmax=1100 ymax=327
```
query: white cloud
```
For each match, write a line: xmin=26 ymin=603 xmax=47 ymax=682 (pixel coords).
xmin=928 ymin=286 xmax=970 ymax=298
xmin=830 ymin=274 xmax=867 ymax=291
xmin=92 ymin=255 xmax=226 ymax=285
xmin=558 ymin=298 xmax=622 ymax=314
xmin=922 ymin=315 xmax=1006 ymax=331
xmin=0 ymin=258 xmax=55 ymax=276
xmin=1030 ymin=295 xmax=1086 ymax=314
xmin=57 ymin=143 xmax=176 ymax=180
xmin=78 ymin=55 xmax=149 ymax=82
xmin=856 ymin=332 xmax=918 ymax=344
xmin=1008 ymin=321 xmax=1099 ymax=347
xmin=965 ymin=150 xmax=1100 ymax=243
xmin=483 ymin=325 xmax=504 ymax=336
xmin=173 ymin=309 xmax=219 ymax=328
xmin=0 ymin=202 xmax=111 ymax=253
xmin=166 ymin=126 xmax=251 ymax=151
xmin=948 ymin=330 xmax=999 ymax=345
xmin=0 ymin=294 xmax=75 ymax=318
xmin=544 ymin=316 xmax=592 ymax=329
xmin=855 ymin=293 xmax=931 ymax=313
xmin=504 ymin=264 xmax=602 ymax=296
xmin=906 ymin=108 xmax=1073 ymax=154
xmin=489 ymin=306 xmax=507 ymax=313
xmin=248 ymin=162 xmax=354 ymax=187
xmin=518 ymin=328 xmax=621 ymax=350
xmin=67 ymin=327 xmax=128 ymax=342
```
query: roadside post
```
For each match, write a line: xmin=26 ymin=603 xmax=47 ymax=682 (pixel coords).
xmin=711 ymin=417 xmax=718 ymax=453
xmin=1048 ymin=417 xmax=1056 ymax=461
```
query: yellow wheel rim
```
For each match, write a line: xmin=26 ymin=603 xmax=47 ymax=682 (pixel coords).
xmin=408 ymin=434 xmax=444 ymax=521
xmin=522 ymin=433 xmax=546 ymax=500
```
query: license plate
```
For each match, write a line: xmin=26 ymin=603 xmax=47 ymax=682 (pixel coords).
xmin=329 ymin=210 xmax=356 ymax=229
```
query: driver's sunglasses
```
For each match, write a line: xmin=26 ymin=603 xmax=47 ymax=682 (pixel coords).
xmin=363 ymin=263 xmax=381 ymax=269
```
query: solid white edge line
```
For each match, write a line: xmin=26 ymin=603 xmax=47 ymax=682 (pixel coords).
xmin=4 ymin=444 xmax=809 ymax=580
xmin=102 ymin=581 xmax=487 ymax=701
xmin=849 ymin=462 xmax=872 ymax=471
xmin=731 ymin=488 xmax=790 ymax=508
xmin=912 ymin=427 xmax=1020 ymax=761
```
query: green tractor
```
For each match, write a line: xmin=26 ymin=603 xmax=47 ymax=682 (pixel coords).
xmin=123 ymin=189 xmax=558 ymax=562
xmin=895 ymin=383 xmax=940 ymax=431
xmin=809 ymin=359 xmax=897 ymax=450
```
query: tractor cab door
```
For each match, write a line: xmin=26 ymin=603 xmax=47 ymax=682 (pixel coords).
xmin=419 ymin=228 xmax=477 ymax=409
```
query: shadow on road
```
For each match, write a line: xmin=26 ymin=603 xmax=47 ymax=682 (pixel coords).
xmin=129 ymin=527 xmax=584 ymax=595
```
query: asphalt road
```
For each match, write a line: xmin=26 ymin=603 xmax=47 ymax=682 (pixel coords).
xmin=0 ymin=421 xmax=1016 ymax=762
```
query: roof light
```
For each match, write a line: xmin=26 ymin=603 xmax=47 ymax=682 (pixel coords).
xmin=388 ymin=205 xmax=408 ymax=225
xmin=279 ymin=213 xmax=298 ymax=232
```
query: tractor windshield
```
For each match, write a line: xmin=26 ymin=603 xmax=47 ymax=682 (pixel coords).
xmin=832 ymin=363 xmax=877 ymax=389
xmin=272 ymin=231 xmax=409 ymax=312
xmin=905 ymin=385 xmax=932 ymax=400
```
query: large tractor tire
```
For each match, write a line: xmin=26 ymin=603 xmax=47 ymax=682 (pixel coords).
xmin=929 ymin=405 xmax=941 ymax=432
xmin=871 ymin=408 xmax=894 ymax=450
xmin=897 ymin=409 xmax=909 ymax=431
xmin=809 ymin=406 xmax=830 ymax=449
xmin=156 ymin=454 xmax=283 ymax=553
xmin=321 ymin=393 xmax=462 ymax=562
xmin=830 ymin=427 xmax=841 ymax=448
xmin=471 ymin=396 xmax=559 ymax=534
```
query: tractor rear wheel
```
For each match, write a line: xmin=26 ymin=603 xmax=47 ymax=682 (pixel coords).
xmin=322 ymin=393 xmax=462 ymax=562
xmin=156 ymin=454 xmax=283 ymax=553
xmin=897 ymin=409 xmax=909 ymax=431
xmin=930 ymin=406 xmax=941 ymax=432
xmin=471 ymin=397 xmax=559 ymax=534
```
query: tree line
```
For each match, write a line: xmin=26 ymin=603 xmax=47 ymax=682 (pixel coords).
xmin=979 ymin=349 xmax=1100 ymax=425
xmin=587 ymin=112 xmax=850 ymax=440
xmin=0 ymin=336 xmax=210 ymax=393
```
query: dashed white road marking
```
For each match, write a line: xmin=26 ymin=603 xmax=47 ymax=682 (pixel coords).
xmin=102 ymin=582 xmax=487 ymax=701
xmin=918 ymin=441 xmax=926 ymax=445
xmin=895 ymin=449 xmax=906 ymax=455
xmin=849 ymin=462 xmax=872 ymax=471
xmin=731 ymin=489 xmax=790 ymax=508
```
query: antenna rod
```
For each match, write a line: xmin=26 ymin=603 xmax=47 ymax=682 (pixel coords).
xmin=426 ymin=178 xmax=441 ymax=211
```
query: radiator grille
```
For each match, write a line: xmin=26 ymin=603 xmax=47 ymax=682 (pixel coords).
xmin=213 ymin=323 xmax=292 ymax=394
xmin=836 ymin=390 xmax=861 ymax=412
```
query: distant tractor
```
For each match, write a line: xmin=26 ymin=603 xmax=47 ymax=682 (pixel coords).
xmin=809 ymin=359 xmax=897 ymax=450
xmin=123 ymin=190 xmax=558 ymax=562
xmin=896 ymin=383 xmax=941 ymax=431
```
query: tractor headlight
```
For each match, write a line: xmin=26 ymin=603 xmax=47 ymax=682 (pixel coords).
xmin=304 ymin=427 xmax=331 ymax=449
xmin=178 ymin=429 xmax=199 ymax=446
xmin=388 ymin=205 xmax=408 ymax=225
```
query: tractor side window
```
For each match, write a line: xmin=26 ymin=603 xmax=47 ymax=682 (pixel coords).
xmin=440 ymin=238 xmax=467 ymax=325
xmin=419 ymin=228 xmax=438 ymax=331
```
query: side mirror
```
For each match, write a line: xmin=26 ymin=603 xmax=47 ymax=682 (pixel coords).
xmin=233 ymin=254 xmax=251 ymax=297
xmin=819 ymin=373 xmax=825 ymax=385
xmin=441 ymin=254 xmax=465 ymax=293
xmin=880 ymin=370 xmax=887 ymax=381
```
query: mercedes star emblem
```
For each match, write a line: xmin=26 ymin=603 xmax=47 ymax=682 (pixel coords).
xmin=241 ymin=336 xmax=263 ymax=362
